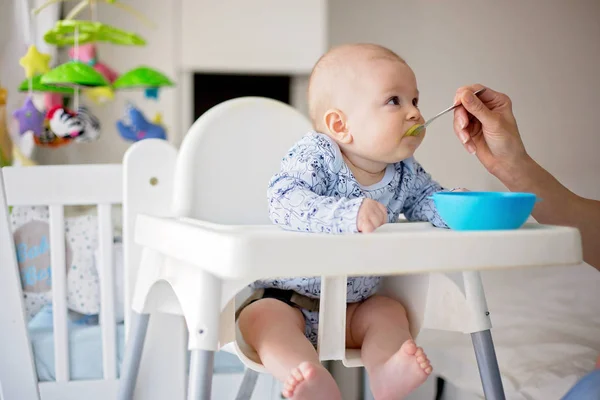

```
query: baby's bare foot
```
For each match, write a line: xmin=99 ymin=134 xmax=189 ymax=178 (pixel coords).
xmin=369 ymin=339 xmax=432 ymax=400
xmin=281 ymin=361 xmax=341 ymax=400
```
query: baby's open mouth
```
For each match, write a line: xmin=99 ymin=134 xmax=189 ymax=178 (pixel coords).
xmin=404 ymin=124 xmax=424 ymax=137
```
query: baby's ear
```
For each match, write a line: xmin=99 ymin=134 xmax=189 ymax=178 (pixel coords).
xmin=323 ymin=108 xmax=352 ymax=144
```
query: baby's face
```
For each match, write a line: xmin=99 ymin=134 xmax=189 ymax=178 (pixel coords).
xmin=344 ymin=59 xmax=425 ymax=164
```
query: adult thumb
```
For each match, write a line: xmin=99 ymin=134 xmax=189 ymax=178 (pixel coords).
xmin=460 ymin=91 xmax=495 ymax=126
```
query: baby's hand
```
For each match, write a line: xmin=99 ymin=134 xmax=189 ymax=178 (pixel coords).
xmin=357 ymin=199 xmax=388 ymax=233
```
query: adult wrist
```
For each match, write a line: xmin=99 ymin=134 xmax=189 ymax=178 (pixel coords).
xmin=491 ymin=153 xmax=537 ymax=192
xmin=496 ymin=154 xmax=579 ymax=208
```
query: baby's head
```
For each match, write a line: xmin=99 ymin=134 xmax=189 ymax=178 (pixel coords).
xmin=308 ymin=43 xmax=425 ymax=168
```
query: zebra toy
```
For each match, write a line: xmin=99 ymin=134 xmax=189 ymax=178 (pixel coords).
xmin=43 ymin=105 xmax=101 ymax=145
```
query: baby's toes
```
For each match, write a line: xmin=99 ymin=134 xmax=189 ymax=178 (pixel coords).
xmin=401 ymin=339 xmax=418 ymax=356
xmin=291 ymin=367 xmax=304 ymax=383
xmin=282 ymin=387 xmax=293 ymax=398
xmin=420 ymin=358 xmax=432 ymax=374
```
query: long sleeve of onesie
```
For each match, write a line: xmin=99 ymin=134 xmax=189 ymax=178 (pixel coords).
xmin=401 ymin=159 xmax=448 ymax=228
xmin=267 ymin=136 xmax=363 ymax=234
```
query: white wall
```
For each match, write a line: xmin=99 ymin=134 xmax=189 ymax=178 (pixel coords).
xmin=329 ymin=0 xmax=600 ymax=200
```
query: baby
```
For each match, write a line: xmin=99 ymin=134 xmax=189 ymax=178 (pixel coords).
xmin=237 ymin=43 xmax=453 ymax=400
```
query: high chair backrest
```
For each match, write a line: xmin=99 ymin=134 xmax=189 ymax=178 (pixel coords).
xmin=172 ymin=97 xmax=312 ymax=223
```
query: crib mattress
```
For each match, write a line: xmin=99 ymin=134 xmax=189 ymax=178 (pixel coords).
xmin=27 ymin=309 xmax=245 ymax=382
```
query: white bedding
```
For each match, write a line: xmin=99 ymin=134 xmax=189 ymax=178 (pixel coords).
xmin=28 ymin=307 xmax=126 ymax=382
xmin=417 ymin=263 xmax=600 ymax=400
xmin=11 ymin=205 xmax=248 ymax=384
xmin=27 ymin=306 xmax=246 ymax=382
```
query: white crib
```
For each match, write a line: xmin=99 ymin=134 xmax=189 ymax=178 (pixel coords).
xmin=0 ymin=162 xmax=280 ymax=400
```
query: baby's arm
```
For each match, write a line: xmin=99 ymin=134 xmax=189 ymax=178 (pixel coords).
xmin=268 ymin=177 xmax=363 ymax=233
xmin=401 ymin=160 xmax=449 ymax=228
xmin=267 ymin=145 xmax=363 ymax=234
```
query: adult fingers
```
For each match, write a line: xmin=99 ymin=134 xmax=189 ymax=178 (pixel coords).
xmin=453 ymin=106 xmax=471 ymax=144
xmin=453 ymin=106 xmax=477 ymax=154
xmin=458 ymin=90 xmax=497 ymax=127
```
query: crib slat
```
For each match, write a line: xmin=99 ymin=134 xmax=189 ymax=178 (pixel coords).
xmin=98 ymin=204 xmax=117 ymax=380
xmin=49 ymin=205 xmax=70 ymax=382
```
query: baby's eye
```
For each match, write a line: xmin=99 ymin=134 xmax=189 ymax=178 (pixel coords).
xmin=412 ymin=98 xmax=419 ymax=108
xmin=387 ymin=96 xmax=400 ymax=106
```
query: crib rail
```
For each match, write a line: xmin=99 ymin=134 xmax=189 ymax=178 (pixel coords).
xmin=3 ymin=164 xmax=121 ymax=206
xmin=2 ymin=164 xmax=122 ymax=384
xmin=48 ymin=205 xmax=69 ymax=381
xmin=98 ymin=203 xmax=117 ymax=379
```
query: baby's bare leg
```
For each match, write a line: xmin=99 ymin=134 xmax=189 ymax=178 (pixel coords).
xmin=238 ymin=299 xmax=340 ymax=400
xmin=346 ymin=295 xmax=432 ymax=400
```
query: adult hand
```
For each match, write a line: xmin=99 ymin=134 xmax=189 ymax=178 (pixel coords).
xmin=453 ymin=84 xmax=529 ymax=181
xmin=454 ymin=86 xmax=600 ymax=271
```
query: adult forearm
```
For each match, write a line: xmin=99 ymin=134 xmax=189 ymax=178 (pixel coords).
xmin=498 ymin=155 xmax=600 ymax=270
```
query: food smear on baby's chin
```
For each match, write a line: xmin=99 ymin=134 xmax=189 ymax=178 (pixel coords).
xmin=403 ymin=136 xmax=423 ymax=147
xmin=404 ymin=124 xmax=423 ymax=137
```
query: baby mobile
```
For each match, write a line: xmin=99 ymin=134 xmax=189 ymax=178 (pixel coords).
xmin=12 ymin=0 xmax=174 ymax=149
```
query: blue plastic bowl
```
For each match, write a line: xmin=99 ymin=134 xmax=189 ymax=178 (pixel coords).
xmin=431 ymin=191 xmax=538 ymax=231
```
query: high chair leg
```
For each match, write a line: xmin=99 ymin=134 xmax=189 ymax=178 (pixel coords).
xmin=463 ymin=271 xmax=506 ymax=400
xmin=118 ymin=312 xmax=151 ymax=400
xmin=188 ymin=350 xmax=215 ymax=400
xmin=471 ymin=330 xmax=505 ymax=400
xmin=234 ymin=369 xmax=259 ymax=400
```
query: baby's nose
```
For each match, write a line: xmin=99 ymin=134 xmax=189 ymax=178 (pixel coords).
xmin=407 ymin=106 xmax=423 ymax=121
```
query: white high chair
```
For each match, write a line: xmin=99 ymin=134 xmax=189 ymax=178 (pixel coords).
xmin=117 ymin=97 xmax=582 ymax=400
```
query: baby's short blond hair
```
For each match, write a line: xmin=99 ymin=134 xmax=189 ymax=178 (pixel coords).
xmin=307 ymin=43 xmax=406 ymax=131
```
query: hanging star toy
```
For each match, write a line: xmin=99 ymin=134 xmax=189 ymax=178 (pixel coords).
xmin=84 ymin=87 xmax=115 ymax=104
xmin=19 ymin=45 xmax=51 ymax=79
xmin=12 ymin=96 xmax=45 ymax=136
xmin=151 ymin=112 xmax=163 ymax=126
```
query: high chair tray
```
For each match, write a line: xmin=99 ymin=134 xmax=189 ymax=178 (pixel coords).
xmin=134 ymin=215 xmax=582 ymax=280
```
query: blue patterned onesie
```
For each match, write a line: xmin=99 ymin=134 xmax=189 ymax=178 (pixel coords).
xmin=255 ymin=131 xmax=448 ymax=345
